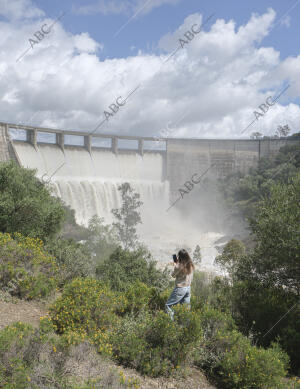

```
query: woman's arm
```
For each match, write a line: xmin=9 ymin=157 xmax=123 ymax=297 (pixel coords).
xmin=171 ymin=262 xmax=181 ymax=278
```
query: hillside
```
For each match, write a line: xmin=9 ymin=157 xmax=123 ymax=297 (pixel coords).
xmin=0 ymin=161 xmax=299 ymax=389
xmin=0 ymin=295 xmax=216 ymax=389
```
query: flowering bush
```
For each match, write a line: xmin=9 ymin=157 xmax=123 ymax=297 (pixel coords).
xmin=0 ymin=232 xmax=58 ymax=299
xmin=49 ymin=278 xmax=126 ymax=334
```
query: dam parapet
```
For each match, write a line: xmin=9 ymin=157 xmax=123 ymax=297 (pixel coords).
xmin=2 ymin=121 xmax=164 ymax=156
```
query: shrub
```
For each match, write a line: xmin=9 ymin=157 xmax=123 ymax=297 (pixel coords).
xmin=231 ymin=280 xmax=300 ymax=374
xmin=49 ymin=278 xmax=126 ymax=336
xmin=109 ymin=307 xmax=203 ymax=377
xmin=192 ymin=311 xmax=291 ymax=389
xmin=45 ymin=237 xmax=95 ymax=286
xmin=191 ymin=271 xmax=211 ymax=308
xmin=0 ymin=161 xmax=65 ymax=240
xmin=0 ymin=320 xmax=143 ymax=389
xmin=0 ymin=322 xmax=35 ymax=388
xmin=96 ymin=247 xmax=170 ymax=292
xmin=0 ymin=232 xmax=58 ymax=299
xmin=191 ymin=305 xmax=237 ymax=369
xmin=122 ymin=282 xmax=172 ymax=314
xmin=122 ymin=282 xmax=156 ymax=314
xmin=190 ymin=271 xmax=232 ymax=312
xmin=217 ymin=333 xmax=290 ymax=388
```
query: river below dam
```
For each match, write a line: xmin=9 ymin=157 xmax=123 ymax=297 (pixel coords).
xmin=50 ymin=177 xmax=225 ymax=274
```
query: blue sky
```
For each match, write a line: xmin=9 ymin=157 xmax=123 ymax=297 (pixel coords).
xmin=1 ymin=0 xmax=300 ymax=139
xmin=33 ymin=0 xmax=300 ymax=60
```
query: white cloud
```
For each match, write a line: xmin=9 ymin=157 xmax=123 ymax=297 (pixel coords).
xmin=0 ymin=2 xmax=300 ymax=140
xmin=0 ymin=0 xmax=44 ymax=20
xmin=75 ymin=0 xmax=181 ymax=16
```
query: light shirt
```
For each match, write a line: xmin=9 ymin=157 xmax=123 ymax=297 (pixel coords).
xmin=171 ymin=264 xmax=193 ymax=287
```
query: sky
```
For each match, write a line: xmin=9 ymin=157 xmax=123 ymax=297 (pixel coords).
xmin=1 ymin=0 xmax=300 ymax=139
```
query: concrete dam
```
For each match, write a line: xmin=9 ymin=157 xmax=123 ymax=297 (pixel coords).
xmin=0 ymin=121 xmax=297 ymax=270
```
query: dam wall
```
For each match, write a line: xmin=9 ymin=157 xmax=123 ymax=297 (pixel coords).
xmin=166 ymin=137 xmax=298 ymax=199
xmin=2 ymin=122 xmax=168 ymax=224
xmin=0 ymin=121 xmax=298 ymax=205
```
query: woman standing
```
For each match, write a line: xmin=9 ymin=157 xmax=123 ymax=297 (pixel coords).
xmin=165 ymin=249 xmax=195 ymax=320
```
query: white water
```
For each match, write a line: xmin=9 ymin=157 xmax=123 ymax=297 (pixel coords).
xmin=13 ymin=142 xmax=224 ymax=274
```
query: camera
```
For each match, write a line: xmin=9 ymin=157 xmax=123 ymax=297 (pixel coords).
xmin=172 ymin=254 xmax=178 ymax=262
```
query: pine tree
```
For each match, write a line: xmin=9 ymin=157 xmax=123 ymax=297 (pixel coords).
xmin=193 ymin=244 xmax=202 ymax=264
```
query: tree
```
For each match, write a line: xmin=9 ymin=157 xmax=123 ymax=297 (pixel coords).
xmin=229 ymin=175 xmax=300 ymax=372
xmin=215 ymin=239 xmax=246 ymax=280
xmin=250 ymin=132 xmax=263 ymax=139
xmin=85 ymin=215 xmax=118 ymax=263
xmin=219 ymin=141 xmax=300 ymax=220
xmin=193 ymin=244 xmax=202 ymax=264
xmin=276 ymin=124 xmax=291 ymax=138
xmin=111 ymin=183 xmax=143 ymax=250
xmin=246 ymin=173 xmax=300 ymax=295
xmin=0 ymin=161 xmax=65 ymax=240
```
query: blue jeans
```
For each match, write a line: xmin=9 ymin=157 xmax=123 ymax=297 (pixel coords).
xmin=165 ymin=286 xmax=191 ymax=320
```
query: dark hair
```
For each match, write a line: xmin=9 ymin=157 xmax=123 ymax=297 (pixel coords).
xmin=178 ymin=249 xmax=195 ymax=275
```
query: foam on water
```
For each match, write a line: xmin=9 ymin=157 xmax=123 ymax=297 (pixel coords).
xmin=13 ymin=141 xmax=224 ymax=274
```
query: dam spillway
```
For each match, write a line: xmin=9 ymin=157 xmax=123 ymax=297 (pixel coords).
xmin=12 ymin=141 xmax=168 ymax=225
xmin=0 ymin=121 xmax=298 ymax=271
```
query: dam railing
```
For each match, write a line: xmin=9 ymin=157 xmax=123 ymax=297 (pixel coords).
xmin=1 ymin=121 xmax=166 ymax=155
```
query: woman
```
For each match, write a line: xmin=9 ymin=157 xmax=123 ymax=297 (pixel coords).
xmin=165 ymin=249 xmax=195 ymax=320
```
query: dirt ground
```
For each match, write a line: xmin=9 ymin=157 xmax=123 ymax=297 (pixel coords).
xmin=0 ymin=297 xmax=47 ymax=330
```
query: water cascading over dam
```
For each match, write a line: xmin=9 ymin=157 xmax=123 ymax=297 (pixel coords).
xmin=1 ymin=121 xmax=297 ymax=272
xmin=13 ymin=141 xmax=169 ymax=226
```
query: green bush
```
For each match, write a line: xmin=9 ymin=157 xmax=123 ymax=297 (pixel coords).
xmin=0 ymin=322 xmax=35 ymax=388
xmin=192 ymin=308 xmax=291 ymax=389
xmin=45 ymin=237 xmax=95 ymax=286
xmin=122 ymin=282 xmax=157 ymax=314
xmin=0 ymin=161 xmax=65 ymax=240
xmin=217 ymin=333 xmax=290 ymax=388
xmin=96 ymin=246 xmax=170 ymax=292
xmin=191 ymin=305 xmax=237 ymax=369
xmin=122 ymin=281 xmax=172 ymax=314
xmin=49 ymin=278 xmax=126 ymax=336
xmin=231 ymin=280 xmax=300 ymax=374
xmin=109 ymin=307 xmax=203 ymax=377
xmin=0 ymin=232 xmax=58 ymax=299
xmin=191 ymin=271 xmax=211 ymax=308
